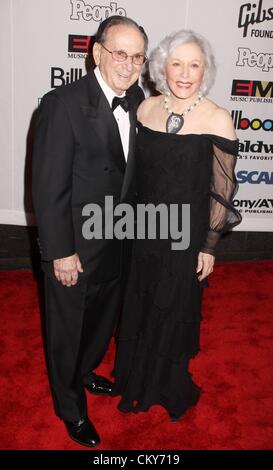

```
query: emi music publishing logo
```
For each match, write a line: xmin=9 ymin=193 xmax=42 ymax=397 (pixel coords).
xmin=67 ymin=34 xmax=93 ymax=59
xmin=230 ymin=79 xmax=273 ymax=103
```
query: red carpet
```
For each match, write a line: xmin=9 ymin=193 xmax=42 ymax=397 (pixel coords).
xmin=0 ymin=260 xmax=273 ymax=450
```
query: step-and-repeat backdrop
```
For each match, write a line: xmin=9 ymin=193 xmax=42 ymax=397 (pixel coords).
xmin=0 ymin=0 xmax=272 ymax=230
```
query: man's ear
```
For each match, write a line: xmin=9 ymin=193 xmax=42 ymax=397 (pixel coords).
xmin=93 ymin=42 xmax=101 ymax=66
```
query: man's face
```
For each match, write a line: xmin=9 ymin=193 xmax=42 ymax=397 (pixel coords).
xmin=93 ymin=25 xmax=145 ymax=95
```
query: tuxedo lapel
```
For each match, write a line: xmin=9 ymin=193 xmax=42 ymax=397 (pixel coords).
xmin=120 ymin=82 xmax=145 ymax=201
xmin=81 ymin=71 xmax=126 ymax=174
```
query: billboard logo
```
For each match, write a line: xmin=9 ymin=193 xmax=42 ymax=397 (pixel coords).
xmin=236 ymin=48 xmax=273 ymax=72
xmin=238 ymin=0 xmax=273 ymax=37
xmin=231 ymin=111 xmax=272 ymax=131
xmin=70 ymin=0 xmax=126 ymax=22
xmin=51 ymin=67 xmax=84 ymax=88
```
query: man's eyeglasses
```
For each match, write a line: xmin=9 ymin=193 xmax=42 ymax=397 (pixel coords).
xmin=101 ymin=43 xmax=146 ymax=65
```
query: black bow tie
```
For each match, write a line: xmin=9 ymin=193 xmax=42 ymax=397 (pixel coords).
xmin=112 ymin=95 xmax=131 ymax=112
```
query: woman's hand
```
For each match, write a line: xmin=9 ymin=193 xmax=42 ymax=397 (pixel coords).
xmin=196 ymin=252 xmax=215 ymax=281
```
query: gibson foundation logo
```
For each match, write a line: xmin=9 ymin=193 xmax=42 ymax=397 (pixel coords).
xmin=70 ymin=0 xmax=126 ymax=22
xmin=238 ymin=0 xmax=273 ymax=38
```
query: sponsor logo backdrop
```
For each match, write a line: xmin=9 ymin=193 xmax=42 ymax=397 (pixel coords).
xmin=0 ymin=0 xmax=272 ymax=230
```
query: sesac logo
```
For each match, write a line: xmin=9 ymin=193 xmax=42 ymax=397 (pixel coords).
xmin=70 ymin=0 xmax=126 ymax=22
xmin=68 ymin=34 xmax=94 ymax=58
xmin=231 ymin=111 xmax=273 ymax=131
xmin=233 ymin=198 xmax=273 ymax=214
xmin=230 ymin=79 xmax=273 ymax=103
xmin=236 ymin=170 xmax=273 ymax=184
xmin=238 ymin=0 xmax=273 ymax=38
xmin=236 ymin=48 xmax=273 ymax=72
xmin=51 ymin=67 xmax=84 ymax=88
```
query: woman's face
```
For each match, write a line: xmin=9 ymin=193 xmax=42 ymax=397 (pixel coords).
xmin=165 ymin=42 xmax=205 ymax=100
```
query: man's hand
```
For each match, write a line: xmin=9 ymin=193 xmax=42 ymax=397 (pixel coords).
xmin=53 ymin=253 xmax=83 ymax=287
xmin=196 ymin=252 xmax=215 ymax=282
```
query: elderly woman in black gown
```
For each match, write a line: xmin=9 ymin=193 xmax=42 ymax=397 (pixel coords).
xmin=112 ymin=30 xmax=241 ymax=421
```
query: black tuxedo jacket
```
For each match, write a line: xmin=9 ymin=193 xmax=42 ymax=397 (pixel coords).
xmin=32 ymin=70 xmax=144 ymax=282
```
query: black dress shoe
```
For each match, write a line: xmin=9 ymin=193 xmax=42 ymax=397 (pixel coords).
xmin=64 ymin=417 xmax=100 ymax=447
xmin=84 ymin=372 xmax=113 ymax=396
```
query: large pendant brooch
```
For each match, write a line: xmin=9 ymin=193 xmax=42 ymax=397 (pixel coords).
xmin=166 ymin=113 xmax=184 ymax=134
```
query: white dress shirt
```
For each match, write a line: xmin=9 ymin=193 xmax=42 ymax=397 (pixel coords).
xmin=94 ymin=67 xmax=130 ymax=161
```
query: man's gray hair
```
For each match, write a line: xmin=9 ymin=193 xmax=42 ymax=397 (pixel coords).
xmin=96 ymin=15 xmax=148 ymax=54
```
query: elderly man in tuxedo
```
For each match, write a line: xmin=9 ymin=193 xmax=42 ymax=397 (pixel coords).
xmin=32 ymin=15 xmax=147 ymax=447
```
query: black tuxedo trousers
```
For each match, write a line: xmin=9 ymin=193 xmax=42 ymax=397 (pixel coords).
xmin=45 ymin=271 xmax=122 ymax=421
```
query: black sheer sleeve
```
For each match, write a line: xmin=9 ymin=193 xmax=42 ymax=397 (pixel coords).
xmin=201 ymin=137 xmax=242 ymax=256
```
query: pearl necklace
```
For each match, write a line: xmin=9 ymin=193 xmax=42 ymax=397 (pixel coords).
xmin=164 ymin=93 xmax=203 ymax=134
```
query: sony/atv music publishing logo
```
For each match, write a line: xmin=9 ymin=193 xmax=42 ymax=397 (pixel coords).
xmin=233 ymin=198 xmax=273 ymax=214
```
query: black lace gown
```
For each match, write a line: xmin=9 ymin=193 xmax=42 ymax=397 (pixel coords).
xmin=112 ymin=122 xmax=242 ymax=420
